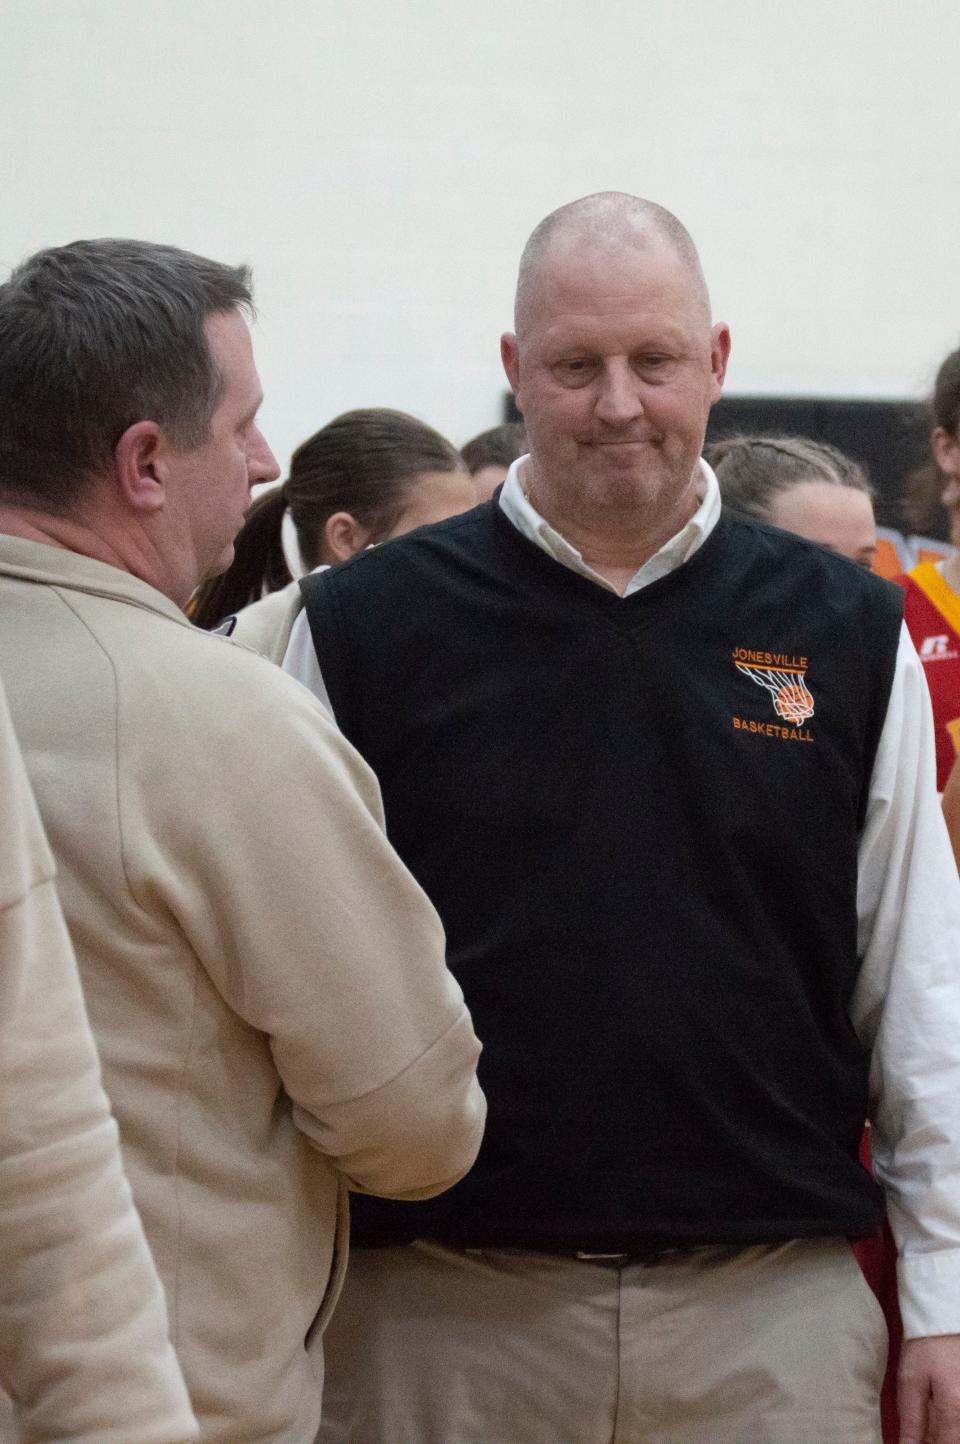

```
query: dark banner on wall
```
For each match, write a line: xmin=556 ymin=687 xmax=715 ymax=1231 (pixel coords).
xmin=705 ymin=396 xmax=935 ymax=536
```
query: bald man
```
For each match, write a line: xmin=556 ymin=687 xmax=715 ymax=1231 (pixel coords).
xmin=286 ymin=195 xmax=960 ymax=1444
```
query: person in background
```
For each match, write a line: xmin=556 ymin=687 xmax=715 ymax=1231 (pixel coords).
xmin=461 ymin=421 xmax=527 ymax=502
xmin=707 ymin=434 xmax=878 ymax=568
xmin=191 ymin=408 xmax=476 ymax=653
xmin=0 ymin=238 xmax=485 ymax=1443
xmin=0 ymin=674 xmax=196 ymax=1443
xmin=897 ymin=347 xmax=960 ymax=791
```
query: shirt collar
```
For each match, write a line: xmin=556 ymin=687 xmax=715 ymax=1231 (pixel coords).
xmin=498 ymin=455 xmax=721 ymax=597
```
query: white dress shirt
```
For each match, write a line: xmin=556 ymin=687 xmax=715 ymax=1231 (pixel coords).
xmin=283 ymin=456 xmax=960 ymax=1339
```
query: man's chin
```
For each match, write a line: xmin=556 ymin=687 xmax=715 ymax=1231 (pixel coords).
xmin=205 ymin=542 xmax=236 ymax=583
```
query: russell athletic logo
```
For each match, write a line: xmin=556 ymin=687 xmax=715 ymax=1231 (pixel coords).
xmin=732 ymin=647 xmax=814 ymax=743
xmin=919 ymin=634 xmax=959 ymax=662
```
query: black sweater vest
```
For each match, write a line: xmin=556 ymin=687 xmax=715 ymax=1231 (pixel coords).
xmin=301 ymin=501 xmax=903 ymax=1250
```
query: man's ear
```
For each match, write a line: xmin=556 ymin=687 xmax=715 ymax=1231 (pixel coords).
xmin=115 ymin=420 xmax=166 ymax=515
xmin=709 ymin=323 xmax=731 ymax=400
xmin=501 ymin=332 xmax=523 ymax=410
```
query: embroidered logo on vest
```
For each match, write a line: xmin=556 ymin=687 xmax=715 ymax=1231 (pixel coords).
xmin=731 ymin=647 xmax=815 ymax=740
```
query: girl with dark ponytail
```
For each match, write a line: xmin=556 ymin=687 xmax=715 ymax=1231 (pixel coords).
xmin=191 ymin=408 xmax=475 ymax=646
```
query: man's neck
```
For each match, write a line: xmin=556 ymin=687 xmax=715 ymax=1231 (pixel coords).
xmin=0 ymin=504 xmax=117 ymax=562
xmin=520 ymin=465 xmax=701 ymax=596
xmin=0 ymin=502 xmax=178 ymax=602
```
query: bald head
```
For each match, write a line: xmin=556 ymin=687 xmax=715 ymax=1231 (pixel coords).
xmin=514 ymin=192 xmax=711 ymax=337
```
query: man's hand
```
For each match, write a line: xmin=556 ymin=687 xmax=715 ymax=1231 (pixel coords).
xmin=899 ymin=1335 xmax=960 ymax=1443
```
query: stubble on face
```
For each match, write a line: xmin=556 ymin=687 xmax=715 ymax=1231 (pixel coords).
xmin=507 ymin=237 xmax=726 ymax=551
xmin=162 ymin=311 xmax=278 ymax=601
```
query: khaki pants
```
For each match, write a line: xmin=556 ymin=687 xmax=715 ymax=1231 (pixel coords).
xmin=317 ymin=1237 xmax=886 ymax=1444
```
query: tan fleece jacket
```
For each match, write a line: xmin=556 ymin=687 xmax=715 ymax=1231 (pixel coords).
xmin=0 ymin=674 xmax=197 ymax=1442
xmin=0 ymin=537 xmax=485 ymax=1443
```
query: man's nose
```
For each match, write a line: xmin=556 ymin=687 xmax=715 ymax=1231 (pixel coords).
xmin=593 ymin=361 xmax=642 ymax=426
xmin=249 ymin=427 xmax=281 ymax=486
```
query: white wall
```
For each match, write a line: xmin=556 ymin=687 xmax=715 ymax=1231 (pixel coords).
xmin=2 ymin=0 xmax=958 ymax=470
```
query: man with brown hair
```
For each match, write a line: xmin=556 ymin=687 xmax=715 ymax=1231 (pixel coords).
xmin=0 ymin=673 xmax=196 ymax=1442
xmin=0 ymin=238 xmax=485 ymax=1442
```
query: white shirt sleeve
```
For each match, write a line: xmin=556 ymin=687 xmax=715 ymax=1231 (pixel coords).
xmin=282 ymin=605 xmax=336 ymax=716
xmin=852 ymin=621 xmax=960 ymax=1339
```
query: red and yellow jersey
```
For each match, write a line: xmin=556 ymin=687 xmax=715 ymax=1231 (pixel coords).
xmin=897 ymin=562 xmax=960 ymax=791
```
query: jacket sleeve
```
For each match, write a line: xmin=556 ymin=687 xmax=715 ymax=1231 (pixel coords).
xmin=162 ymin=659 xmax=485 ymax=1202
xmin=0 ymin=686 xmax=197 ymax=1443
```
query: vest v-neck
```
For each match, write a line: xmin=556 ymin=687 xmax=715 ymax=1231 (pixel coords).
xmin=487 ymin=496 xmax=734 ymax=624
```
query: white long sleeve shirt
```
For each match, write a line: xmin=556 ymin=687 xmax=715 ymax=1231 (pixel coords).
xmin=283 ymin=457 xmax=960 ymax=1339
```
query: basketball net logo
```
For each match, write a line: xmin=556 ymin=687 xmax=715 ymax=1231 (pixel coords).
xmin=735 ymin=661 xmax=815 ymax=725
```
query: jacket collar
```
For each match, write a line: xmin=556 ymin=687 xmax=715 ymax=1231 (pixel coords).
xmin=0 ymin=535 xmax=191 ymax=627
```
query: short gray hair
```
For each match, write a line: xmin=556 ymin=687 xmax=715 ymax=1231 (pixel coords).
xmin=514 ymin=192 xmax=711 ymax=334
xmin=0 ymin=238 xmax=253 ymax=512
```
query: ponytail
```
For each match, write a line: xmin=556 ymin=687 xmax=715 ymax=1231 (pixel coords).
xmin=189 ymin=485 xmax=289 ymax=629
xmin=190 ymin=407 xmax=465 ymax=629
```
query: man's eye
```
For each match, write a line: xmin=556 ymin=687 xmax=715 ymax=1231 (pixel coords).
xmin=636 ymin=355 xmax=678 ymax=379
xmin=554 ymin=359 xmax=593 ymax=382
